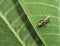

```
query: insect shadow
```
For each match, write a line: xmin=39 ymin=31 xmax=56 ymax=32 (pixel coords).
xmin=13 ymin=0 xmax=44 ymax=46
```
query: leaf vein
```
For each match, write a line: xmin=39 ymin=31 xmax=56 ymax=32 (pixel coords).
xmin=0 ymin=12 xmax=26 ymax=46
xmin=24 ymin=2 xmax=60 ymax=10
xmin=4 ymin=3 xmax=18 ymax=16
xmin=12 ymin=12 xmax=25 ymax=25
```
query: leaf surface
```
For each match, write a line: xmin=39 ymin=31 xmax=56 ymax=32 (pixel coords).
xmin=0 ymin=0 xmax=40 ymax=46
xmin=18 ymin=0 xmax=60 ymax=46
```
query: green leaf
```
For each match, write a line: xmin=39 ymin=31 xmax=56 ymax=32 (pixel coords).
xmin=18 ymin=0 xmax=60 ymax=46
xmin=0 ymin=0 xmax=43 ymax=46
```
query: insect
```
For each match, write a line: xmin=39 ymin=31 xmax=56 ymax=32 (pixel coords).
xmin=38 ymin=16 xmax=50 ymax=27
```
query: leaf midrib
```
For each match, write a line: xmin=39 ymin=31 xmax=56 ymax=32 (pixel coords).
xmin=18 ymin=0 xmax=47 ymax=46
xmin=0 ymin=12 xmax=26 ymax=46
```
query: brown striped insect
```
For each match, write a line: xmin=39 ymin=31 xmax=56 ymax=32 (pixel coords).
xmin=38 ymin=16 xmax=50 ymax=27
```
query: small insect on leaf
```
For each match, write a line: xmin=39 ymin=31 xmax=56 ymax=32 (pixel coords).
xmin=38 ymin=16 xmax=50 ymax=27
